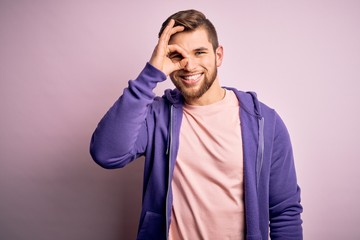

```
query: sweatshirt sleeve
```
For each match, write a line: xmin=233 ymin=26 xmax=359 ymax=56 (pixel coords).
xmin=269 ymin=114 xmax=303 ymax=239
xmin=89 ymin=63 xmax=167 ymax=169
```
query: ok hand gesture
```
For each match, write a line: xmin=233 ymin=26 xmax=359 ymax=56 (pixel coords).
xmin=149 ymin=19 xmax=189 ymax=76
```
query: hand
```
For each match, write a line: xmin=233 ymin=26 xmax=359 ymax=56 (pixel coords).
xmin=149 ymin=19 xmax=189 ymax=76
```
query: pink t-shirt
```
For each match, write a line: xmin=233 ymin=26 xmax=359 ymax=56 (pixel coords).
xmin=169 ymin=90 xmax=245 ymax=240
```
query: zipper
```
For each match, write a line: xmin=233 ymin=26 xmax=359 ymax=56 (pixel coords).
xmin=165 ymin=105 xmax=174 ymax=240
xmin=256 ymin=116 xmax=264 ymax=190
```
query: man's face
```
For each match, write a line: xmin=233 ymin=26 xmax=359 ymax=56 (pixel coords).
xmin=168 ymin=28 xmax=223 ymax=102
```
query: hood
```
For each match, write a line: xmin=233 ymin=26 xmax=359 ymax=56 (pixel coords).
xmin=225 ymin=87 xmax=263 ymax=119
xmin=163 ymin=88 xmax=184 ymax=107
xmin=163 ymin=87 xmax=263 ymax=119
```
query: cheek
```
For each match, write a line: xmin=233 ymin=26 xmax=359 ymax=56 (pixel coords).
xmin=170 ymin=70 xmax=178 ymax=78
xmin=169 ymin=72 xmax=180 ymax=83
xmin=201 ymin=57 xmax=215 ymax=68
xmin=169 ymin=73 xmax=175 ymax=81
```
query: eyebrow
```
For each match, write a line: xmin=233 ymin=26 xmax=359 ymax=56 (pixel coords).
xmin=193 ymin=47 xmax=209 ymax=52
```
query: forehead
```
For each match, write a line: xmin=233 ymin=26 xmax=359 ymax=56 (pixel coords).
xmin=169 ymin=27 xmax=212 ymax=50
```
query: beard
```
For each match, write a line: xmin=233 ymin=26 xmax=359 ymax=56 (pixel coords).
xmin=170 ymin=66 xmax=218 ymax=101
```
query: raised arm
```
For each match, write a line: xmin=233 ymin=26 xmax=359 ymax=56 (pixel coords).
xmin=90 ymin=19 xmax=188 ymax=169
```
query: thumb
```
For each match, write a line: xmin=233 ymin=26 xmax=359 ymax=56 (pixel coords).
xmin=176 ymin=57 xmax=188 ymax=70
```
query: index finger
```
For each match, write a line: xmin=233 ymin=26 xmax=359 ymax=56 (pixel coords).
xmin=168 ymin=44 xmax=189 ymax=60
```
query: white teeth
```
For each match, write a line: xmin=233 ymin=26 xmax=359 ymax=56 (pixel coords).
xmin=183 ymin=74 xmax=202 ymax=80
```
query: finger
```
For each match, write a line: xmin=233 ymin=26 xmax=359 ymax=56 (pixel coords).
xmin=168 ymin=44 xmax=189 ymax=59
xmin=177 ymin=58 xmax=189 ymax=70
xmin=159 ymin=19 xmax=175 ymax=44
xmin=167 ymin=45 xmax=189 ymax=72
xmin=163 ymin=19 xmax=176 ymax=36
xmin=169 ymin=25 xmax=185 ymax=36
xmin=159 ymin=20 xmax=184 ymax=47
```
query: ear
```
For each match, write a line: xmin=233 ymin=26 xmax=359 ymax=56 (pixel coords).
xmin=215 ymin=45 xmax=224 ymax=67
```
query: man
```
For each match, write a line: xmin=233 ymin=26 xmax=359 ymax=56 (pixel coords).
xmin=90 ymin=9 xmax=303 ymax=240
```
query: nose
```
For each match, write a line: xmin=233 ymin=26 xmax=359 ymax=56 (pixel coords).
xmin=183 ymin=56 xmax=196 ymax=71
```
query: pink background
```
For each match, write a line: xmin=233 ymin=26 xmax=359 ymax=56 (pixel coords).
xmin=1 ymin=0 xmax=359 ymax=239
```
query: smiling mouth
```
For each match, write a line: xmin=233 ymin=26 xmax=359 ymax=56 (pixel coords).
xmin=180 ymin=73 xmax=203 ymax=84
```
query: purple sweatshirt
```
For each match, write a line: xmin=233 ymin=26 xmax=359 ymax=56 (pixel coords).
xmin=90 ymin=63 xmax=303 ymax=240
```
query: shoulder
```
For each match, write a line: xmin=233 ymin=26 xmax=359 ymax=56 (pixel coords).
xmin=227 ymin=88 xmax=276 ymax=118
